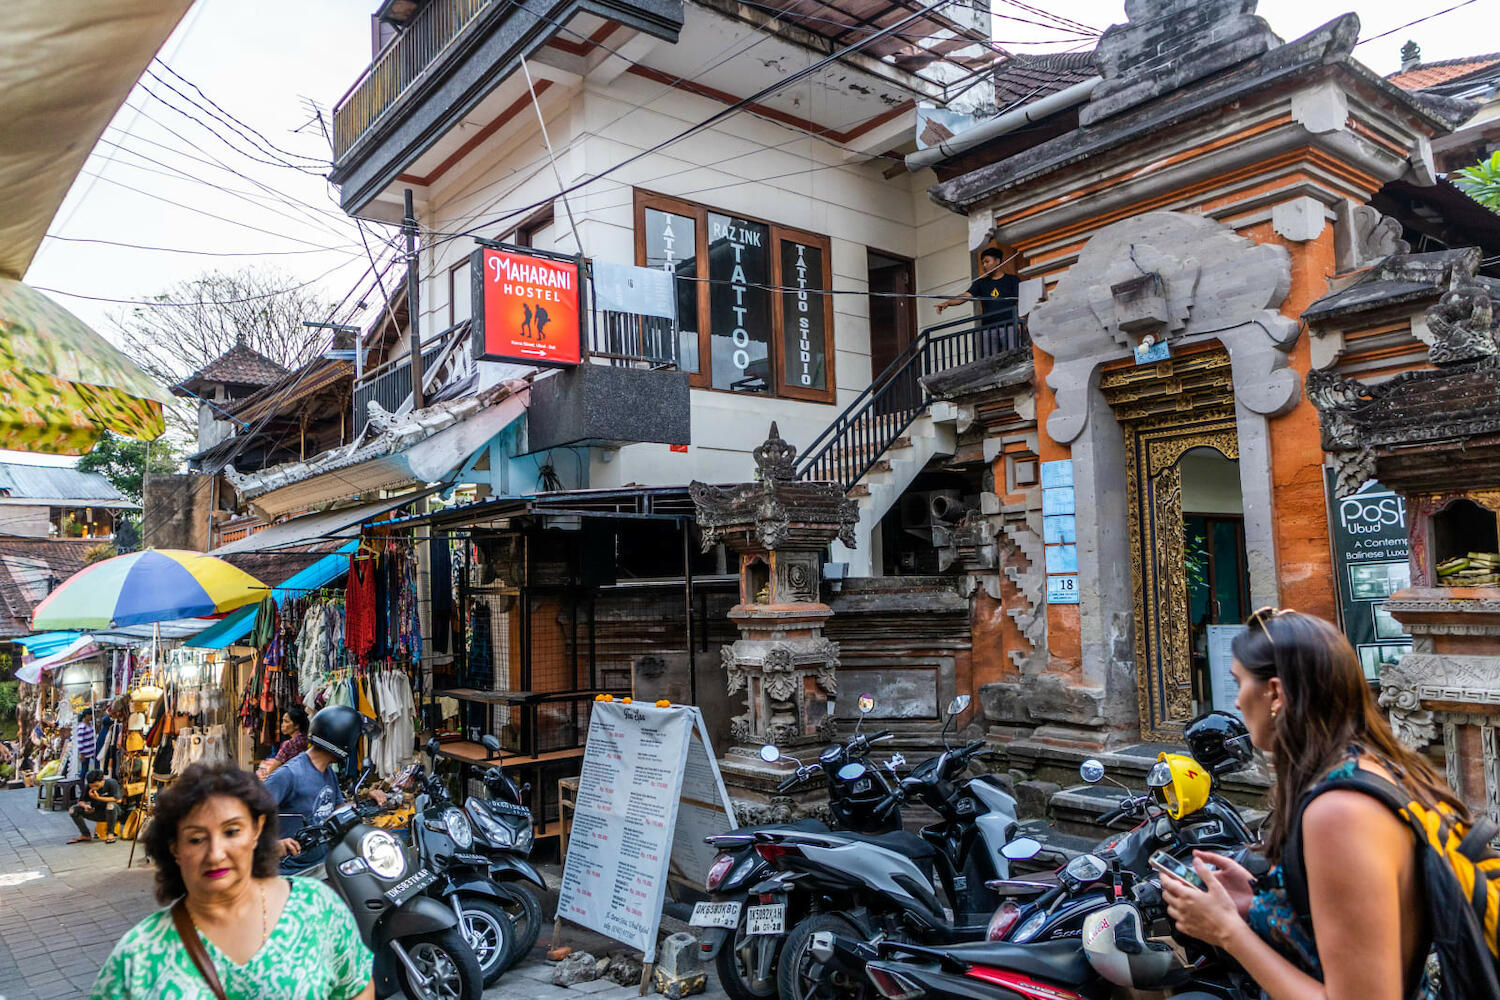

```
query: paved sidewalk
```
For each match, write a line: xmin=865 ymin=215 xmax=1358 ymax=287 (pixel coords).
xmin=0 ymin=786 xmax=727 ymax=1000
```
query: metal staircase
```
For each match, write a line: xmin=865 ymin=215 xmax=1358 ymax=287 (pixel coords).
xmin=795 ymin=309 xmax=1024 ymax=575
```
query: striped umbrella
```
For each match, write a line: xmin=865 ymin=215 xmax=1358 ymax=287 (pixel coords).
xmin=31 ymin=549 xmax=267 ymax=630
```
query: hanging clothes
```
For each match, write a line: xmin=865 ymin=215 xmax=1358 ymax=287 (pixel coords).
xmin=249 ymin=594 xmax=278 ymax=649
xmin=346 ymin=554 xmax=378 ymax=665
xmin=431 ymin=537 xmax=452 ymax=654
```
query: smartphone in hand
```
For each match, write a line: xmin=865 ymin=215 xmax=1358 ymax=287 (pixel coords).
xmin=1149 ymin=850 xmax=1207 ymax=890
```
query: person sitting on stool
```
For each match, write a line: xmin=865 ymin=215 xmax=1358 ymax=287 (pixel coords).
xmin=68 ymin=769 xmax=122 ymax=844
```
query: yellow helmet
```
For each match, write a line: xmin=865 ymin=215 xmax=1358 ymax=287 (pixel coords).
xmin=1148 ymin=752 xmax=1211 ymax=820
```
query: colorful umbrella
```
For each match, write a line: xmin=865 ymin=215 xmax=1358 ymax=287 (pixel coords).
xmin=31 ymin=549 xmax=267 ymax=630
xmin=0 ymin=277 xmax=170 ymax=454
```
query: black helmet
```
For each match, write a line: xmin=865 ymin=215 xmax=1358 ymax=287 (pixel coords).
xmin=1184 ymin=711 xmax=1254 ymax=777
xmin=309 ymin=705 xmax=362 ymax=763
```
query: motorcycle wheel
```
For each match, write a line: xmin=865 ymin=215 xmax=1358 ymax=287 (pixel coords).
xmin=397 ymin=927 xmax=484 ymax=1000
xmin=457 ymin=896 xmax=515 ymax=987
xmin=777 ymin=913 xmax=865 ymax=1000
xmin=494 ymin=883 xmax=543 ymax=970
xmin=715 ymin=909 xmax=781 ymax=1000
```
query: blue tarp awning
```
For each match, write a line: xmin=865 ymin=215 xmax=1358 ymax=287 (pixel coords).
xmin=184 ymin=541 xmax=357 ymax=650
xmin=12 ymin=632 xmax=86 ymax=656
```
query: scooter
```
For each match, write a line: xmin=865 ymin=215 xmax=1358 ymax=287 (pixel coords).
xmin=462 ymin=734 xmax=548 ymax=967
xmin=758 ymin=696 xmax=1026 ymax=1000
xmin=408 ymin=739 xmax=517 ymax=987
xmin=814 ymin=854 xmax=1260 ymax=1000
xmin=293 ymin=767 xmax=484 ymax=1000
xmin=987 ymin=730 xmax=1261 ymax=946
xmin=693 ymin=694 xmax=906 ymax=1000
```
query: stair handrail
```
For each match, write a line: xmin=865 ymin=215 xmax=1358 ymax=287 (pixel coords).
xmin=794 ymin=309 xmax=1022 ymax=491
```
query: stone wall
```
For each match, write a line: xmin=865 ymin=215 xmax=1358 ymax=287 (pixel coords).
xmin=142 ymin=473 xmax=214 ymax=551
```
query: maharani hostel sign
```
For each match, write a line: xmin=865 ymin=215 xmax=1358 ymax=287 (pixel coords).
xmin=472 ymin=246 xmax=583 ymax=367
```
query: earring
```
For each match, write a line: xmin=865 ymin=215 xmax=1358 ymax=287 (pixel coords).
xmin=1270 ymin=707 xmax=1280 ymax=720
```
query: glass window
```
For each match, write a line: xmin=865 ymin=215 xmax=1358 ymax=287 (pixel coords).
xmin=707 ymin=212 xmax=771 ymax=392
xmin=449 ymin=259 xmax=471 ymax=327
xmin=780 ymin=240 xmax=827 ymax=391
xmin=644 ymin=207 xmax=700 ymax=373
xmin=635 ymin=192 xmax=834 ymax=401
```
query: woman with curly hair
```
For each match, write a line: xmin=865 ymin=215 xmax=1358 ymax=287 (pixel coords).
xmin=90 ymin=761 xmax=373 ymax=999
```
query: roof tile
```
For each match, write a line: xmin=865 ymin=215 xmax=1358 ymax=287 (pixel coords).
xmin=1387 ymin=54 xmax=1500 ymax=91
xmin=170 ymin=341 xmax=290 ymax=397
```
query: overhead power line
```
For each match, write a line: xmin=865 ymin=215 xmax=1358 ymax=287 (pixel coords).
xmin=151 ymin=59 xmax=330 ymax=166
xmin=42 ymin=235 xmax=358 ymax=258
xmin=1355 ymin=0 xmax=1481 ymax=47
xmin=425 ymin=0 xmax=968 ymax=253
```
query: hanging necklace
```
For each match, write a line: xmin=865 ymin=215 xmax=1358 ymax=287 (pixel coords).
xmin=258 ymin=882 xmax=269 ymax=948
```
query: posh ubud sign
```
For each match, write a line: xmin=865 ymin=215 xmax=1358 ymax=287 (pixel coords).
xmin=471 ymin=246 xmax=583 ymax=366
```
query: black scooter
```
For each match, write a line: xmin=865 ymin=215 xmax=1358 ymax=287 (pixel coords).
xmin=409 ymin=740 xmax=516 ymax=987
xmin=463 ymin=734 xmax=548 ymax=967
xmin=694 ymin=694 xmax=904 ymax=1000
xmin=294 ymin=765 xmax=484 ymax=1000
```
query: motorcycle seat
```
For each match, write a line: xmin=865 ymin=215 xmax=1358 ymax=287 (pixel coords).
xmin=931 ymin=939 xmax=1091 ymax=986
xmin=837 ymin=831 xmax=938 ymax=872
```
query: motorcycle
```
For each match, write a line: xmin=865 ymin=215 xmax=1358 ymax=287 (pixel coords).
xmin=407 ymin=739 xmax=517 ymax=987
xmin=293 ymin=764 xmax=484 ymax=1000
xmin=986 ymin=713 xmax=1262 ymax=946
xmin=813 ymin=853 xmax=1260 ymax=1000
xmin=462 ymin=734 xmax=548 ymax=968
xmin=693 ymin=693 xmax=907 ymax=1000
xmin=757 ymin=696 xmax=1026 ymax=1000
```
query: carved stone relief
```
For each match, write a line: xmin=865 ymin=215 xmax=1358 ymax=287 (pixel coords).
xmin=1332 ymin=201 xmax=1412 ymax=272
xmin=1029 ymin=211 xmax=1298 ymax=445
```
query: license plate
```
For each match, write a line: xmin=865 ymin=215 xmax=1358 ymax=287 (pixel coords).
xmin=690 ymin=901 xmax=742 ymax=928
xmin=384 ymin=868 xmax=437 ymax=903
xmin=745 ymin=903 xmax=785 ymax=935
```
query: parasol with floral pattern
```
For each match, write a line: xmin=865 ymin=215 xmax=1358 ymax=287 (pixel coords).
xmin=0 ymin=276 xmax=170 ymax=454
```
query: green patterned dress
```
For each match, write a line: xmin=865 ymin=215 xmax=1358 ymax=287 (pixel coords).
xmin=91 ymin=878 xmax=373 ymax=999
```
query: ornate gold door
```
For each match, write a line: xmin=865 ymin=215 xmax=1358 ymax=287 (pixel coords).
xmin=1101 ymin=349 xmax=1238 ymax=741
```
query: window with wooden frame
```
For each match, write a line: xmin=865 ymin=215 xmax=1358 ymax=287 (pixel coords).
xmin=448 ymin=258 xmax=471 ymax=328
xmin=634 ymin=190 xmax=836 ymax=402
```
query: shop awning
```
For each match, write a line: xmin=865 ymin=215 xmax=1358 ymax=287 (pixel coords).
xmin=210 ymin=488 xmax=440 ymax=555
xmin=16 ymin=634 xmax=100 ymax=683
xmin=185 ymin=541 xmax=358 ymax=650
xmin=12 ymin=631 xmax=87 ymax=657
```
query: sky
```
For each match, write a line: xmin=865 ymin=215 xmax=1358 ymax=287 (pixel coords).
xmin=6 ymin=0 xmax=1493 ymax=468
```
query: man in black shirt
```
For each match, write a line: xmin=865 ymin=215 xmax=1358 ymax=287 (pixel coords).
xmin=68 ymin=769 xmax=122 ymax=843
xmin=937 ymin=247 xmax=1021 ymax=352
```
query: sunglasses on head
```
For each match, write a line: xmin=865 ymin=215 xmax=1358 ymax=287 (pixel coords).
xmin=1246 ymin=606 xmax=1292 ymax=646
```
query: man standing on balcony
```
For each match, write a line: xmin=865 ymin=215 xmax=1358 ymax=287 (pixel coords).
xmin=936 ymin=246 xmax=1019 ymax=353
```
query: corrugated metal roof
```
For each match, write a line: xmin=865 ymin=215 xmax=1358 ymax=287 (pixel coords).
xmin=0 ymin=462 xmax=130 ymax=502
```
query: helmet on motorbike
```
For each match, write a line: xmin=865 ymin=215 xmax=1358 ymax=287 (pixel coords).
xmin=1184 ymin=711 xmax=1254 ymax=777
xmin=1082 ymin=902 xmax=1179 ymax=988
xmin=309 ymin=705 xmax=362 ymax=764
xmin=1148 ymin=753 xmax=1211 ymax=821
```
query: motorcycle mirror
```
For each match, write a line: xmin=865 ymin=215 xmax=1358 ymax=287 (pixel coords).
xmin=947 ymin=694 xmax=971 ymax=716
xmin=1001 ymin=837 xmax=1042 ymax=861
xmin=425 ymin=738 xmax=441 ymax=758
xmin=857 ymin=693 xmax=875 ymax=714
xmin=759 ymin=744 xmax=781 ymax=763
xmin=886 ymin=753 xmax=906 ymax=771
xmin=1080 ymin=759 xmax=1106 ymax=783
xmin=481 ymin=734 xmax=501 ymax=755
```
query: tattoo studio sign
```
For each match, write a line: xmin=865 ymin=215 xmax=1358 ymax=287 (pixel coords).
xmin=472 ymin=246 xmax=582 ymax=367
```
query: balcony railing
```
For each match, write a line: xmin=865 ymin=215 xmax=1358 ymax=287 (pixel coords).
xmin=353 ymin=340 xmax=449 ymax=436
xmin=334 ymin=0 xmax=493 ymax=159
xmin=589 ymin=313 xmax=680 ymax=369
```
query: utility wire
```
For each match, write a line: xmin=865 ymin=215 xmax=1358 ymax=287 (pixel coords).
xmin=424 ymin=0 xmax=965 ymax=253
xmin=35 ymin=254 xmax=368 ymax=308
xmin=1355 ymin=0 xmax=1480 ymax=47
xmin=150 ymin=59 xmax=330 ymax=166
xmin=41 ymin=235 xmax=358 ymax=258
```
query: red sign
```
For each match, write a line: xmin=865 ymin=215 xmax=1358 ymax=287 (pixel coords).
xmin=472 ymin=247 xmax=582 ymax=366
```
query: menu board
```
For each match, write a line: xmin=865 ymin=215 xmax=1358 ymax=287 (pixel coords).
xmin=669 ymin=716 xmax=738 ymax=887
xmin=556 ymin=703 xmax=735 ymax=962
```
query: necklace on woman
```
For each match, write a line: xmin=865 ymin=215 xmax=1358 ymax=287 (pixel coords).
xmin=258 ymin=882 xmax=268 ymax=947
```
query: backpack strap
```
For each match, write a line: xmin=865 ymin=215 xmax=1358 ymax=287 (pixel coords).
xmin=1281 ymin=767 xmax=1414 ymax=921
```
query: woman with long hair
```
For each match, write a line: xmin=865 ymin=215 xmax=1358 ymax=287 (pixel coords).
xmin=1160 ymin=609 xmax=1457 ymax=1000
